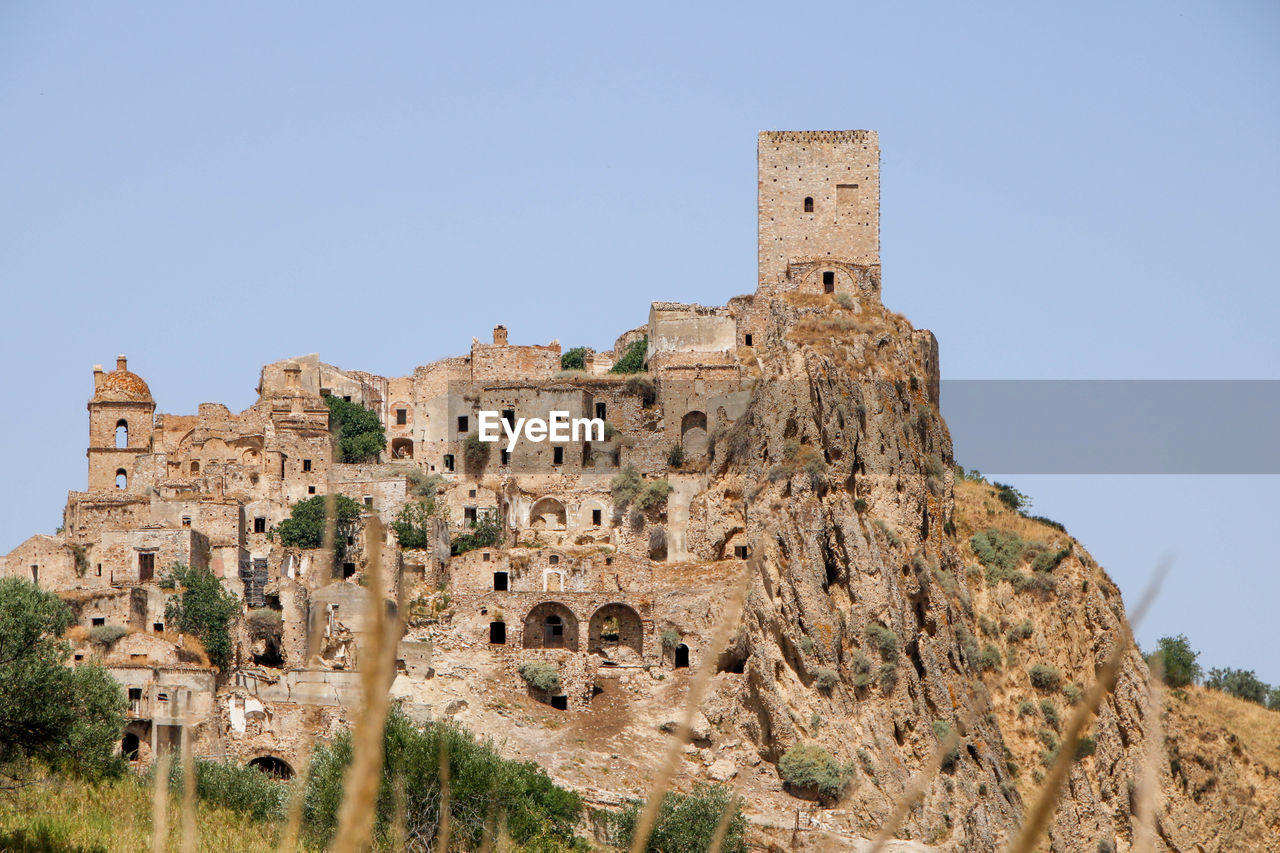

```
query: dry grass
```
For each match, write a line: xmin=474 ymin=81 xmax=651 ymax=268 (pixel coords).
xmin=0 ymin=771 xmax=281 ymax=853
xmin=1175 ymin=685 xmax=1280 ymax=775
xmin=952 ymin=480 xmax=1071 ymax=546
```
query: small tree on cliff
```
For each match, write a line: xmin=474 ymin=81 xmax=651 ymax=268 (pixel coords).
xmin=325 ymin=394 xmax=386 ymax=462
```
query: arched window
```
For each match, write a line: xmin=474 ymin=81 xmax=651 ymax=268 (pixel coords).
xmin=803 ymin=196 xmax=814 ymax=212
xmin=115 ymin=469 xmax=127 ymax=490
xmin=191 ymin=461 xmax=200 ymax=474
xmin=115 ymin=420 xmax=128 ymax=448
xmin=248 ymin=756 xmax=294 ymax=780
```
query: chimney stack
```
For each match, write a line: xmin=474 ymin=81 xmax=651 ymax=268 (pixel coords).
xmin=116 ymin=355 xmax=128 ymax=371
xmin=93 ymin=364 xmax=104 ymax=391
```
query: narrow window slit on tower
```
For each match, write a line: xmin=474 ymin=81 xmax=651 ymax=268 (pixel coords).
xmin=803 ymin=196 xmax=814 ymax=212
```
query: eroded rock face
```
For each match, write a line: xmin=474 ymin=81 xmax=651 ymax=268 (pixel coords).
xmin=684 ymin=295 xmax=1279 ymax=851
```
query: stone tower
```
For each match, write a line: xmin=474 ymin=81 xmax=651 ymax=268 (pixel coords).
xmin=757 ymin=130 xmax=880 ymax=301
xmin=87 ymin=355 xmax=155 ymax=492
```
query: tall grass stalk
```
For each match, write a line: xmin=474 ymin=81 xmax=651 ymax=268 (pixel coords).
xmin=1133 ymin=655 xmax=1164 ymax=853
xmin=151 ymin=749 xmax=171 ymax=853
xmin=626 ymin=552 xmax=752 ymax=853
xmin=180 ymin=717 xmax=198 ymax=853
xmin=1005 ymin=562 xmax=1166 ymax=853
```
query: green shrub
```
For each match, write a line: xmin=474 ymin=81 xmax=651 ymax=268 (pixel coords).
xmin=635 ymin=479 xmax=672 ymax=512
xmin=274 ymin=494 xmax=364 ymax=556
xmin=167 ymin=758 xmax=288 ymax=822
xmin=1018 ymin=700 xmax=1036 ymax=717
xmin=462 ymin=433 xmax=489 ymax=470
xmin=391 ymin=500 xmax=442 ymax=550
xmin=667 ymin=444 xmax=685 ymax=469
xmin=879 ymin=663 xmax=898 ymax=692
xmin=853 ymin=498 xmax=868 ymax=513
xmin=610 ymin=465 xmax=643 ymax=506
xmin=560 ymin=346 xmax=588 ymax=371
xmin=1148 ymin=634 xmax=1201 ymax=688
xmin=814 ymin=667 xmax=838 ymax=691
xmin=1031 ymin=546 xmax=1071 ymax=573
xmin=325 ymin=394 xmax=386 ymax=463
xmin=924 ymin=454 xmax=945 ymax=479
xmin=865 ymin=623 xmax=899 ymax=661
xmin=451 ymin=509 xmax=503 ymax=555
xmin=87 ymin=624 xmax=128 ymax=645
xmin=970 ymin=529 xmax=1024 ymax=582
xmin=979 ymin=644 xmax=1002 ymax=672
xmin=304 ymin=709 xmax=583 ymax=850
xmin=608 ymin=783 xmax=745 ymax=853
xmin=610 ymin=336 xmax=648 ymax=374
xmin=850 ymin=651 xmax=873 ymax=687
xmin=1204 ymin=667 xmax=1270 ymax=705
xmin=518 ymin=661 xmax=561 ymax=694
xmin=1064 ymin=683 xmax=1083 ymax=705
xmin=1006 ymin=619 xmax=1034 ymax=643
xmin=1075 ymin=735 xmax=1097 ymax=759
xmin=660 ymin=628 xmax=681 ymax=650
xmin=993 ymin=482 xmax=1027 ymax=511
xmin=932 ymin=720 xmax=962 ymax=772
xmin=163 ymin=563 xmax=240 ymax=671
xmin=407 ymin=470 xmax=446 ymax=499
xmin=799 ymin=636 xmax=815 ymax=654
xmin=1040 ymin=700 xmax=1060 ymax=730
xmin=1029 ymin=663 xmax=1062 ymax=693
xmin=777 ymin=744 xmax=849 ymax=799
xmin=245 ymin=608 xmax=283 ymax=642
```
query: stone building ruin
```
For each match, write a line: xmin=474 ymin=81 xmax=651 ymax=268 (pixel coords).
xmin=5 ymin=130 xmax=942 ymax=773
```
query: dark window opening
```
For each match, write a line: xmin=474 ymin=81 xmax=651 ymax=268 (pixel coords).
xmin=153 ymin=623 xmax=164 ymax=632
xmin=803 ymin=196 xmax=814 ymax=212
xmin=482 ymin=552 xmax=490 ymax=561
xmin=248 ymin=756 xmax=294 ymax=780
xmin=457 ymin=415 xmax=468 ymax=433
xmin=396 ymin=409 xmax=407 ymax=425
xmin=605 ymin=556 xmax=613 ymax=565
xmin=502 ymin=409 xmax=515 ymax=427
xmin=443 ymin=454 xmax=455 ymax=472
xmin=549 ymin=554 xmax=559 ymax=565
xmin=552 ymin=446 xmax=564 ymax=465
xmin=489 ymin=621 xmax=506 ymax=644
xmin=30 ymin=565 xmax=39 ymax=584
xmin=138 ymin=552 xmax=155 ymax=582
xmin=122 ymin=732 xmax=140 ymax=761
xmin=91 ymin=617 xmax=106 ymax=627
xmin=302 ymin=459 xmax=312 ymax=472
xmin=342 ymin=395 xmax=351 ymax=402
xmin=363 ymin=496 xmax=373 ymax=507
xmin=74 ymin=653 xmax=84 ymax=661
xmin=96 ymin=564 xmax=102 ymax=577
xmin=592 ymin=509 xmax=602 ymax=526
xmin=493 ymin=571 xmax=508 ymax=591
xmin=464 ymin=506 xmax=477 ymax=522
xmin=744 ymin=334 xmax=753 ymax=346
xmin=823 ymin=271 xmax=835 ymax=293
xmin=675 ymin=643 xmax=690 ymax=668
xmin=469 ymin=489 xmax=476 ymax=498
xmin=308 ymin=485 xmax=316 ymax=494
xmin=550 ymin=695 xmax=568 ymax=711
xmin=254 ymin=517 xmax=267 ymax=533
xmin=500 ymin=449 xmax=509 ymax=465
xmin=734 ymin=545 xmax=750 ymax=560
xmin=343 ymin=562 xmax=356 ymax=578
xmin=595 ymin=402 xmax=606 ymax=420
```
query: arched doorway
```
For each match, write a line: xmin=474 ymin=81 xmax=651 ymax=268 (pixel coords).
xmin=391 ymin=437 xmax=414 ymax=459
xmin=681 ymin=410 xmax=708 ymax=458
xmin=675 ymin=643 xmax=690 ymax=668
xmin=529 ymin=497 xmax=567 ymax=530
xmin=121 ymin=732 xmax=140 ymax=761
xmin=248 ymin=755 xmax=294 ymax=780
xmin=588 ymin=603 xmax=644 ymax=657
xmin=522 ymin=602 xmax=578 ymax=651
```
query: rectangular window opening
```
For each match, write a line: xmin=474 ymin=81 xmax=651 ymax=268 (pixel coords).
xmin=396 ymin=409 xmax=407 ymax=425
xmin=493 ymin=571 xmax=508 ymax=591
xmin=457 ymin=415 xmax=469 ymax=433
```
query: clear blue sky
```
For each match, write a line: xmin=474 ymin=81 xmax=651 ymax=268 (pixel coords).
xmin=2 ymin=2 xmax=1277 ymax=680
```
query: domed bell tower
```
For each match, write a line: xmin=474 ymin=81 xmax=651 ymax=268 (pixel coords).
xmin=87 ymin=355 xmax=155 ymax=492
